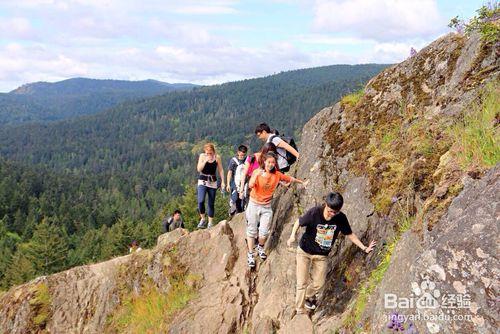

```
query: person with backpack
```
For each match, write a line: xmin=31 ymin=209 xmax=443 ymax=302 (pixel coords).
xmin=246 ymin=151 xmax=307 ymax=268
xmin=226 ymin=145 xmax=248 ymax=216
xmin=162 ymin=209 xmax=185 ymax=233
xmin=196 ymin=143 xmax=225 ymax=229
xmin=255 ymin=123 xmax=299 ymax=173
xmin=238 ymin=142 xmax=278 ymax=207
xmin=286 ymin=192 xmax=376 ymax=314
xmin=129 ymin=240 xmax=142 ymax=253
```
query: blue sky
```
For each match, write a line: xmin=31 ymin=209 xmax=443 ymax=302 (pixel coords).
xmin=0 ymin=0 xmax=485 ymax=92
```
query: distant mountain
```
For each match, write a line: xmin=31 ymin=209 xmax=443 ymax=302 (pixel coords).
xmin=0 ymin=78 xmax=197 ymax=125
xmin=0 ymin=63 xmax=388 ymax=187
xmin=9 ymin=78 xmax=196 ymax=96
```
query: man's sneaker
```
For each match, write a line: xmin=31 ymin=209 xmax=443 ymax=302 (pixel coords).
xmin=197 ymin=219 xmax=206 ymax=229
xmin=256 ymin=244 xmax=267 ymax=260
xmin=247 ymin=252 xmax=256 ymax=268
xmin=304 ymin=298 xmax=317 ymax=310
xmin=207 ymin=222 xmax=213 ymax=228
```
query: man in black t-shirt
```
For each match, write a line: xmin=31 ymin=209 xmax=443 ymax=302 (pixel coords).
xmin=287 ymin=192 xmax=376 ymax=314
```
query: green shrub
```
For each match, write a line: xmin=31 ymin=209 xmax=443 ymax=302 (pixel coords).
xmin=29 ymin=282 xmax=52 ymax=328
xmin=449 ymin=4 xmax=500 ymax=43
xmin=341 ymin=89 xmax=364 ymax=107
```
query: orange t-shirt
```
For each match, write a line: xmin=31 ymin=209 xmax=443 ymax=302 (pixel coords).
xmin=249 ymin=170 xmax=292 ymax=205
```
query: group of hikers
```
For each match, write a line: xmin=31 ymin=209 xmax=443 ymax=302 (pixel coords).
xmin=162 ymin=122 xmax=376 ymax=315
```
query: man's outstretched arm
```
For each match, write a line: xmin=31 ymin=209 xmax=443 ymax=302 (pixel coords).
xmin=287 ymin=219 xmax=301 ymax=247
xmin=347 ymin=234 xmax=376 ymax=253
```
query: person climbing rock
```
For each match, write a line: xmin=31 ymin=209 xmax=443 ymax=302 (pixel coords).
xmin=238 ymin=142 xmax=278 ymax=207
xmin=255 ymin=123 xmax=299 ymax=172
xmin=162 ymin=209 xmax=185 ymax=233
xmin=287 ymin=192 xmax=376 ymax=314
xmin=196 ymin=143 xmax=225 ymax=229
xmin=129 ymin=240 xmax=142 ymax=253
xmin=246 ymin=152 xmax=307 ymax=268
xmin=226 ymin=145 xmax=248 ymax=216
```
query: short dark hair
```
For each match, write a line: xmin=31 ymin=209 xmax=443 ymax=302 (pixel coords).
xmin=325 ymin=192 xmax=343 ymax=211
xmin=255 ymin=123 xmax=271 ymax=134
xmin=258 ymin=142 xmax=277 ymax=167
xmin=264 ymin=151 xmax=278 ymax=161
xmin=238 ymin=145 xmax=248 ymax=153
xmin=173 ymin=209 xmax=181 ymax=215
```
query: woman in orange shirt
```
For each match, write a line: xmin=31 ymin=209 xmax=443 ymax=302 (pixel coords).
xmin=245 ymin=151 xmax=307 ymax=268
xmin=238 ymin=142 xmax=278 ymax=208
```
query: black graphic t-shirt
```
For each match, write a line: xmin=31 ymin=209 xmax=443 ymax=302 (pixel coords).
xmin=299 ymin=205 xmax=352 ymax=255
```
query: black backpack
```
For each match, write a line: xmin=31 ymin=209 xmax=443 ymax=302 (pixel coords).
xmin=162 ymin=216 xmax=173 ymax=233
xmin=269 ymin=133 xmax=298 ymax=167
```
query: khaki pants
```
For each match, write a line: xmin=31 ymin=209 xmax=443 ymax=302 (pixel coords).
xmin=295 ymin=246 xmax=328 ymax=312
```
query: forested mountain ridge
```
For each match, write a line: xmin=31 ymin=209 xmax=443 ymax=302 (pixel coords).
xmin=0 ymin=64 xmax=387 ymax=167
xmin=0 ymin=78 xmax=197 ymax=125
xmin=9 ymin=78 xmax=195 ymax=95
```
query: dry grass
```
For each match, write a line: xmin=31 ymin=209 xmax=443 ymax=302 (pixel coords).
xmin=449 ymin=81 xmax=500 ymax=168
xmin=109 ymin=274 xmax=200 ymax=334
xmin=340 ymin=89 xmax=364 ymax=108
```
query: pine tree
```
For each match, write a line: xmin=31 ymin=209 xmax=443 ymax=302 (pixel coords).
xmin=25 ymin=218 xmax=69 ymax=275
xmin=178 ymin=184 xmax=200 ymax=231
xmin=0 ymin=218 xmax=21 ymax=288
xmin=4 ymin=245 xmax=36 ymax=287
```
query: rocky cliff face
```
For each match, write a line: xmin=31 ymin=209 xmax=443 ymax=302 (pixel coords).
xmin=0 ymin=31 xmax=498 ymax=334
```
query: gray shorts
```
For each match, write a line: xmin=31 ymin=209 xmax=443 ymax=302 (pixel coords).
xmin=245 ymin=200 xmax=273 ymax=238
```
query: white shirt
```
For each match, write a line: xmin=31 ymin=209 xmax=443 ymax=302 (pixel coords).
xmin=267 ymin=135 xmax=288 ymax=170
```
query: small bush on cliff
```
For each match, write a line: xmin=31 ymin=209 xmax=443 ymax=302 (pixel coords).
xmin=449 ymin=3 xmax=500 ymax=43
xmin=341 ymin=89 xmax=364 ymax=108
xmin=29 ymin=282 xmax=52 ymax=329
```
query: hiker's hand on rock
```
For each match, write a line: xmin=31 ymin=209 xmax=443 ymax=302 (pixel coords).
xmin=364 ymin=240 xmax=376 ymax=254
xmin=287 ymin=236 xmax=295 ymax=248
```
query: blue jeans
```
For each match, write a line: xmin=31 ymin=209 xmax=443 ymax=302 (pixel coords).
xmin=230 ymin=180 xmax=244 ymax=213
xmin=197 ymin=185 xmax=217 ymax=218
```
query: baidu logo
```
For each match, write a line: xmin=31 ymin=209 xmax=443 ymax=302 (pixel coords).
xmin=412 ymin=277 xmax=440 ymax=309
xmin=385 ymin=277 xmax=440 ymax=309
xmin=384 ymin=276 xmax=471 ymax=310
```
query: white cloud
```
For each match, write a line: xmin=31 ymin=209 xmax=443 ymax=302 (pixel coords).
xmin=0 ymin=44 xmax=90 ymax=91
xmin=298 ymin=34 xmax=372 ymax=45
xmin=356 ymin=39 xmax=431 ymax=63
xmin=172 ymin=5 xmax=238 ymax=15
xmin=0 ymin=17 xmax=36 ymax=39
xmin=312 ymin=0 xmax=445 ymax=41
xmin=0 ymin=38 xmax=318 ymax=91
xmin=0 ymin=0 xmax=457 ymax=92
